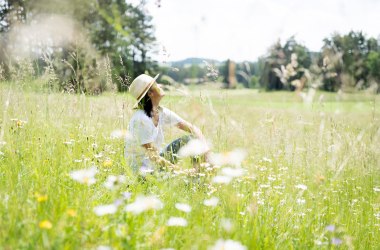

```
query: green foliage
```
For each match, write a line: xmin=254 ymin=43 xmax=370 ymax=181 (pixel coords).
xmin=283 ymin=36 xmax=312 ymax=69
xmin=250 ymin=75 xmax=259 ymax=88
xmin=0 ymin=0 xmax=157 ymax=93
xmin=366 ymin=51 xmax=380 ymax=81
xmin=0 ymin=0 xmax=26 ymax=32
xmin=259 ymin=38 xmax=312 ymax=91
xmin=321 ymin=31 xmax=379 ymax=91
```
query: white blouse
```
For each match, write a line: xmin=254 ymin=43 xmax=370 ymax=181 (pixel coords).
xmin=125 ymin=106 xmax=185 ymax=172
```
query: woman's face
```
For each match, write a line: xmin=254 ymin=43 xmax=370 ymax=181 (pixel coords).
xmin=148 ymin=82 xmax=165 ymax=102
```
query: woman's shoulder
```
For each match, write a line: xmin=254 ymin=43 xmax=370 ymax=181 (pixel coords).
xmin=131 ymin=110 xmax=150 ymax=122
xmin=160 ymin=106 xmax=173 ymax=114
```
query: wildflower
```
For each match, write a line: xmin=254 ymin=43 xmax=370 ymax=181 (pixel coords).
xmin=210 ymin=239 xmax=247 ymax=250
xmin=39 ymin=220 xmax=53 ymax=229
xmin=13 ymin=119 xmax=27 ymax=128
xmin=178 ymin=139 xmax=210 ymax=157
xmin=94 ymin=204 xmax=118 ymax=216
xmin=262 ymin=157 xmax=272 ymax=163
xmin=63 ymin=139 xmax=75 ymax=145
xmin=150 ymin=226 xmax=166 ymax=245
xmin=125 ymin=195 xmax=163 ymax=215
xmin=315 ymin=174 xmax=325 ymax=184
xmin=315 ymin=240 xmax=326 ymax=246
xmin=110 ymin=129 xmax=127 ymax=139
xmin=175 ymin=203 xmax=192 ymax=213
xmin=96 ymin=246 xmax=112 ymax=250
xmin=221 ymin=167 xmax=245 ymax=177
xmin=375 ymin=213 xmax=380 ymax=219
xmin=268 ymin=176 xmax=276 ymax=181
xmin=208 ymin=149 xmax=247 ymax=167
xmin=103 ymin=159 xmax=113 ymax=168
xmin=331 ymin=238 xmax=343 ymax=245
xmin=212 ymin=175 xmax=232 ymax=184
xmin=139 ymin=166 xmax=155 ymax=175
xmin=69 ymin=167 xmax=98 ymax=185
xmin=257 ymin=200 xmax=265 ymax=205
xmin=113 ymin=199 xmax=123 ymax=207
xmin=374 ymin=187 xmax=380 ymax=192
xmin=200 ymin=162 xmax=211 ymax=168
xmin=296 ymin=198 xmax=306 ymax=204
xmin=203 ymin=197 xmax=219 ymax=207
xmin=295 ymin=184 xmax=308 ymax=190
xmin=67 ymin=209 xmax=77 ymax=217
xmin=34 ymin=193 xmax=48 ymax=203
xmin=16 ymin=120 xmax=23 ymax=127
xmin=104 ymin=175 xmax=126 ymax=190
xmin=279 ymin=166 xmax=288 ymax=171
xmin=122 ymin=192 xmax=132 ymax=200
xmin=221 ymin=218 xmax=233 ymax=232
xmin=325 ymin=225 xmax=335 ymax=232
xmin=327 ymin=144 xmax=337 ymax=153
xmin=167 ymin=217 xmax=188 ymax=227
xmin=94 ymin=153 xmax=103 ymax=159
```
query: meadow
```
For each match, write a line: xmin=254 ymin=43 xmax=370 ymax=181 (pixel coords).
xmin=0 ymin=84 xmax=379 ymax=249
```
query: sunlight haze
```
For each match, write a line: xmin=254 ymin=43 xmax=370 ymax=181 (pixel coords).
xmin=141 ymin=0 xmax=380 ymax=62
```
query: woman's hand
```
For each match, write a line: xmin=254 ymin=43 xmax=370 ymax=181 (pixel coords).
xmin=142 ymin=143 xmax=180 ymax=171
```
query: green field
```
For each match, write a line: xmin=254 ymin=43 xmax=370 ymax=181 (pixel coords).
xmin=0 ymin=85 xmax=379 ymax=249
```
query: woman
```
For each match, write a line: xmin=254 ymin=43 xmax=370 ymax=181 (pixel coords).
xmin=125 ymin=73 xmax=208 ymax=173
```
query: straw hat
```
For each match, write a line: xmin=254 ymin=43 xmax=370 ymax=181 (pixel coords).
xmin=129 ymin=73 xmax=159 ymax=108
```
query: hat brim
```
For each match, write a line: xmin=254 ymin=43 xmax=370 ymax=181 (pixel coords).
xmin=132 ymin=74 xmax=160 ymax=108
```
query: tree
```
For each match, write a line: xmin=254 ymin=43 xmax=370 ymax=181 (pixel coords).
xmin=366 ymin=51 xmax=380 ymax=81
xmin=260 ymin=37 xmax=311 ymax=91
xmin=0 ymin=0 xmax=157 ymax=93
xmin=321 ymin=31 xmax=378 ymax=91
xmin=0 ymin=0 xmax=26 ymax=32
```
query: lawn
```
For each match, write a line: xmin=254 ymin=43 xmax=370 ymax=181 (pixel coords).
xmin=0 ymin=85 xmax=379 ymax=249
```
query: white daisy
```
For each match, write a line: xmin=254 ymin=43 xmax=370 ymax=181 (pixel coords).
xmin=212 ymin=175 xmax=232 ymax=184
xmin=104 ymin=175 xmax=127 ymax=190
xmin=94 ymin=204 xmax=118 ymax=216
xmin=203 ymin=197 xmax=219 ymax=207
xmin=69 ymin=167 xmax=98 ymax=185
xmin=178 ymin=139 xmax=210 ymax=157
xmin=210 ymin=239 xmax=247 ymax=250
xmin=175 ymin=203 xmax=192 ymax=213
xmin=167 ymin=217 xmax=188 ymax=227
xmin=295 ymin=184 xmax=307 ymax=190
xmin=125 ymin=195 xmax=163 ymax=215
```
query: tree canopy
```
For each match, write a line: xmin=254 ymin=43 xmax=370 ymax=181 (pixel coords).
xmin=0 ymin=0 xmax=157 ymax=93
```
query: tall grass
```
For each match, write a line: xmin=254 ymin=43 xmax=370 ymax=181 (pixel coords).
xmin=0 ymin=84 xmax=379 ymax=249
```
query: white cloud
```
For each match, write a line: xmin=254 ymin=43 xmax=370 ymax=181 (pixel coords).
xmin=146 ymin=0 xmax=380 ymax=61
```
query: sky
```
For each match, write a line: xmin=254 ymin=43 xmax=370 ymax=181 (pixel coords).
xmin=136 ymin=0 xmax=380 ymax=62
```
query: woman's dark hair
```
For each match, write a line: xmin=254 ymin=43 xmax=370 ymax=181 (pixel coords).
xmin=138 ymin=94 xmax=153 ymax=117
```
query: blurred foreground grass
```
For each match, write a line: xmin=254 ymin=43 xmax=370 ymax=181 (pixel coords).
xmin=0 ymin=85 xmax=379 ymax=249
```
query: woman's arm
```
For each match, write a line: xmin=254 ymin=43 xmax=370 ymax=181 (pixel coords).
xmin=177 ymin=121 xmax=211 ymax=161
xmin=177 ymin=121 xmax=205 ymax=141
